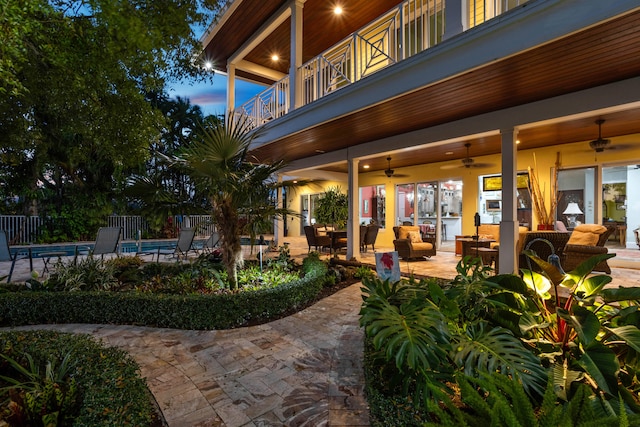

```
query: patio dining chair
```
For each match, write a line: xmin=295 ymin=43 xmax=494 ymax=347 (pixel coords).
xmin=150 ymin=228 xmax=196 ymax=262
xmin=1 ymin=230 xmax=32 ymax=283
xmin=75 ymin=227 xmax=122 ymax=261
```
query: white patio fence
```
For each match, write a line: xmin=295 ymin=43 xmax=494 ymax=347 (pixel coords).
xmin=1 ymin=215 xmax=216 ymax=244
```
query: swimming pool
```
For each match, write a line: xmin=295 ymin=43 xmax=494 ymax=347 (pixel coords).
xmin=12 ymin=237 xmax=258 ymax=258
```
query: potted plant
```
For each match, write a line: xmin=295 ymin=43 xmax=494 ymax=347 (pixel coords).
xmin=528 ymin=153 xmax=560 ymax=230
xmin=315 ymin=186 xmax=348 ymax=230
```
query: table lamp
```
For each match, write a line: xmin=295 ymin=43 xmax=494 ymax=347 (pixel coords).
xmin=563 ymin=202 xmax=583 ymax=228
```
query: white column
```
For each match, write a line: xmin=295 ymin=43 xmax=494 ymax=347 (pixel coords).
xmin=275 ymin=175 xmax=285 ymax=246
xmin=499 ymin=128 xmax=519 ymax=274
xmin=347 ymin=157 xmax=359 ymax=259
xmin=289 ymin=0 xmax=304 ymax=110
xmin=226 ymin=63 xmax=236 ymax=125
xmin=443 ymin=0 xmax=465 ymax=40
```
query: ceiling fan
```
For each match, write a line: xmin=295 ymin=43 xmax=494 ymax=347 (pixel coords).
xmin=440 ymin=143 xmax=494 ymax=170
xmin=586 ymin=119 xmax=635 ymax=155
xmin=589 ymin=119 xmax=611 ymax=153
xmin=379 ymin=156 xmax=408 ymax=178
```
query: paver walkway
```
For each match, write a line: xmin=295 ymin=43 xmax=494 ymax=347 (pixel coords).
xmin=7 ymin=283 xmax=369 ymax=426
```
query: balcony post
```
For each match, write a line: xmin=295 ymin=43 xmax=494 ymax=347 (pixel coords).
xmin=226 ymin=63 xmax=236 ymax=126
xmin=443 ymin=0 xmax=465 ymax=40
xmin=289 ymin=0 xmax=304 ymax=110
xmin=499 ymin=127 xmax=519 ymax=274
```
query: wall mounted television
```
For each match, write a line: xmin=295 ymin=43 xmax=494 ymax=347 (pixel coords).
xmin=486 ymin=200 xmax=502 ymax=212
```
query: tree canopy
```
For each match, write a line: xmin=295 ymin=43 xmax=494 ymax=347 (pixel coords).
xmin=0 ymin=0 xmax=219 ymax=238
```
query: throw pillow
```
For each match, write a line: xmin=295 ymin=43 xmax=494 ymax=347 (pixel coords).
xmin=408 ymin=231 xmax=422 ymax=243
xmin=567 ymin=230 xmax=599 ymax=246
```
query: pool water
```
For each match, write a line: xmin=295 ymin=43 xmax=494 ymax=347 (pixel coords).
xmin=13 ymin=237 xmax=257 ymax=258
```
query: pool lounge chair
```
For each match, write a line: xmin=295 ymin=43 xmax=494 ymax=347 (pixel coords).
xmin=75 ymin=227 xmax=122 ymax=261
xmin=201 ymin=232 xmax=220 ymax=254
xmin=148 ymin=228 xmax=196 ymax=262
xmin=1 ymin=230 xmax=32 ymax=283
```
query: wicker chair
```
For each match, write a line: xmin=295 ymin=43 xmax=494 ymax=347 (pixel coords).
xmin=562 ymin=224 xmax=615 ymax=273
xmin=303 ymin=226 xmax=331 ymax=252
xmin=392 ymin=226 xmax=436 ymax=260
xmin=518 ymin=231 xmax=571 ymax=272
xmin=362 ymin=224 xmax=380 ymax=252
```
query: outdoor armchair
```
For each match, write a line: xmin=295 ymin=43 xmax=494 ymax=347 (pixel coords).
xmin=519 ymin=231 xmax=571 ymax=272
xmin=562 ymin=224 xmax=615 ymax=273
xmin=1 ymin=230 xmax=32 ymax=283
xmin=393 ymin=225 xmax=436 ymax=260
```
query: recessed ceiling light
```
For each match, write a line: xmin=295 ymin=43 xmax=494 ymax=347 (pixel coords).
xmin=271 ymin=54 xmax=279 ymax=61
xmin=363 ymin=164 xmax=370 ymax=169
xmin=516 ymin=139 xmax=521 ymax=144
xmin=334 ymin=5 xmax=343 ymax=15
xmin=315 ymin=149 xmax=325 ymax=154
xmin=445 ymin=151 xmax=454 ymax=155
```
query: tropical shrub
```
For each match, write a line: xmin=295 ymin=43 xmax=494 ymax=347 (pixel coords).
xmin=362 ymin=253 xmax=640 ymax=424
xmin=0 ymin=255 xmax=329 ymax=330
xmin=0 ymin=330 xmax=155 ymax=426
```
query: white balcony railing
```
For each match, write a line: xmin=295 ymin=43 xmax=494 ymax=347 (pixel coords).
xmin=237 ymin=77 xmax=289 ymax=128
xmin=237 ymin=0 xmax=527 ymax=129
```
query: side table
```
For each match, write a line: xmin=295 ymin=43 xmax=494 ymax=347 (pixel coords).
xmin=39 ymin=251 xmax=67 ymax=276
xmin=469 ymin=247 xmax=499 ymax=272
xmin=459 ymin=238 xmax=495 ymax=258
xmin=455 ymin=235 xmax=472 ymax=256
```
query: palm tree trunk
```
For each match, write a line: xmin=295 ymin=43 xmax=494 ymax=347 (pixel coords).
xmin=214 ymin=197 xmax=243 ymax=290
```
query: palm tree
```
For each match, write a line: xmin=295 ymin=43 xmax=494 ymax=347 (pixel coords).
xmin=175 ymin=114 xmax=292 ymax=290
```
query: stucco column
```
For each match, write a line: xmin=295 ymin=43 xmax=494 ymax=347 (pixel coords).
xmin=275 ymin=175 xmax=285 ymax=246
xmin=347 ymin=157 xmax=359 ymax=259
xmin=443 ymin=0 xmax=465 ymax=40
xmin=289 ymin=0 xmax=304 ymax=110
xmin=226 ymin=63 xmax=236 ymax=125
xmin=499 ymin=128 xmax=519 ymax=274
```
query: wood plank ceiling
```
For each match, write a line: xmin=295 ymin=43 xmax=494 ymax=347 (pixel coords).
xmin=203 ymin=2 xmax=640 ymax=174
xmin=247 ymin=9 xmax=640 ymax=173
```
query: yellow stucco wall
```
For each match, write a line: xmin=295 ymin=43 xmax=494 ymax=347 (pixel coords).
xmin=290 ymin=134 xmax=640 ymax=248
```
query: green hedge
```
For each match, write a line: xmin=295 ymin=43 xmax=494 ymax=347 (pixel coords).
xmin=0 ymin=260 xmax=327 ymax=330
xmin=362 ymin=337 xmax=427 ymax=426
xmin=0 ymin=330 xmax=154 ymax=426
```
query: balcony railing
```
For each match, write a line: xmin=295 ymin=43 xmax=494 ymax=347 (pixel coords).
xmin=237 ymin=0 xmax=528 ymax=129
xmin=237 ymin=77 xmax=289 ymax=128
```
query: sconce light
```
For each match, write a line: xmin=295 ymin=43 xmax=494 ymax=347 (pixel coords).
xmin=563 ymin=202 xmax=583 ymax=228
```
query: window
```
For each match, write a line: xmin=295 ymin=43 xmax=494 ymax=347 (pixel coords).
xmin=359 ymin=185 xmax=386 ymax=228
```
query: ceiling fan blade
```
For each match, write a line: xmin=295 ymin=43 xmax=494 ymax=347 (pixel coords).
xmin=470 ymin=162 xmax=494 ymax=169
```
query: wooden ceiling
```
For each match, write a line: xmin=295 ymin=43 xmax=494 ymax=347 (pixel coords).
xmin=203 ymin=0 xmax=402 ymax=76
xmin=204 ymin=2 xmax=640 ymax=175
xmin=246 ymin=9 xmax=640 ymax=173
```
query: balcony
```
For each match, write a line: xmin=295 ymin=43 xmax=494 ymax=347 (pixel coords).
xmin=236 ymin=0 xmax=529 ymax=129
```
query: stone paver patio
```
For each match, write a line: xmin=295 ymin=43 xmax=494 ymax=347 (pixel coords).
xmin=6 ymin=282 xmax=369 ymax=426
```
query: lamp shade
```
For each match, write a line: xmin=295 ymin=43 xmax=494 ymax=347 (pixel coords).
xmin=563 ymin=202 xmax=583 ymax=215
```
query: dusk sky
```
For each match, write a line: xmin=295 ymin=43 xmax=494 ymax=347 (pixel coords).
xmin=167 ymin=16 xmax=266 ymax=117
xmin=168 ymin=74 xmax=265 ymax=118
